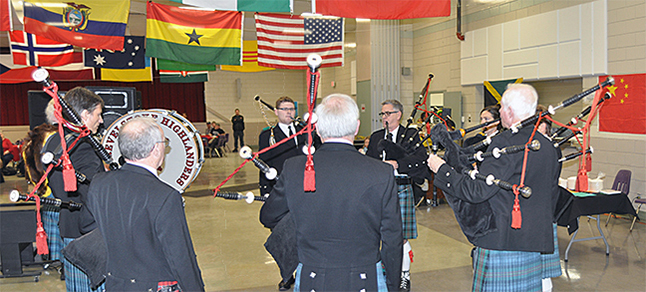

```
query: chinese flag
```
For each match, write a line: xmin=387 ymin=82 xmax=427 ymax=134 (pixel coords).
xmin=598 ymin=74 xmax=646 ymax=135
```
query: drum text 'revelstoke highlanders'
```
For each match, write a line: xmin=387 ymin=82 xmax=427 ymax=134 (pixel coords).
xmin=159 ymin=116 xmax=197 ymax=187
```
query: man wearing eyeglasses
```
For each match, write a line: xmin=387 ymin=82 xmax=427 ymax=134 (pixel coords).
xmin=86 ymin=117 xmax=204 ymax=292
xmin=258 ymin=96 xmax=321 ymax=290
xmin=365 ymin=99 xmax=430 ymax=292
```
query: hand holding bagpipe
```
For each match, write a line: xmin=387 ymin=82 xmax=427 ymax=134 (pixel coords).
xmin=239 ymin=146 xmax=277 ymax=180
xmin=215 ymin=191 xmax=266 ymax=204
xmin=462 ymin=169 xmax=532 ymax=198
xmin=9 ymin=190 xmax=83 ymax=210
xmin=32 ymin=68 xmax=119 ymax=171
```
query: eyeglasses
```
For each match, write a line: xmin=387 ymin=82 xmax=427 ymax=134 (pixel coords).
xmin=277 ymin=107 xmax=296 ymax=112
xmin=157 ymin=137 xmax=169 ymax=147
xmin=378 ymin=111 xmax=399 ymax=117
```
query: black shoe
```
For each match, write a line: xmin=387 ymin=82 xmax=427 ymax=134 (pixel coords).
xmin=399 ymin=273 xmax=410 ymax=292
xmin=278 ymin=276 xmax=295 ymax=291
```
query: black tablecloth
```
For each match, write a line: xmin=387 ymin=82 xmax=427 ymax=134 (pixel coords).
xmin=556 ymin=188 xmax=637 ymax=234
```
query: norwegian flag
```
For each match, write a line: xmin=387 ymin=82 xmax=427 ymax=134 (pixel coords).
xmin=9 ymin=30 xmax=82 ymax=67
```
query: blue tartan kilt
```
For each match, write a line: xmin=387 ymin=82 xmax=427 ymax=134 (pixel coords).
xmin=41 ymin=206 xmax=63 ymax=261
xmin=63 ymin=238 xmax=105 ymax=292
xmin=541 ymin=223 xmax=562 ymax=279
xmin=398 ymin=184 xmax=417 ymax=240
xmin=472 ymin=247 xmax=542 ymax=292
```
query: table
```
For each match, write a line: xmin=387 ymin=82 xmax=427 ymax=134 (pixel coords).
xmin=555 ymin=189 xmax=637 ymax=261
xmin=0 ymin=203 xmax=41 ymax=281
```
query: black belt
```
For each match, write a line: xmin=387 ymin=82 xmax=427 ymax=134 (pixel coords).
xmin=395 ymin=176 xmax=411 ymax=185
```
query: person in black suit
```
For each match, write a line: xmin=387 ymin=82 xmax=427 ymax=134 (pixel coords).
xmin=365 ymin=99 xmax=429 ymax=291
xmin=45 ymin=87 xmax=105 ymax=292
xmin=257 ymin=96 xmax=321 ymax=290
xmin=260 ymin=93 xmax=403 ymax=291
xmin=86 ymin=117 xmax=204 ymax=292
xmin=427 ymin=84 xmax=561 ymax=291
xmin=463 ymin=104 xmax=501 ymax=148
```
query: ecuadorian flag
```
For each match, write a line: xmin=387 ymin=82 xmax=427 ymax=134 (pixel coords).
xmin=23 ymin=0 xmax=129 ymax=51
xmin=146 ymin=2 xmax=243 ymax=66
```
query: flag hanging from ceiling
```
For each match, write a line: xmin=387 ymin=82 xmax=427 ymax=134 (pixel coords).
xmin=168 ymin=0 xmax=292 ymax=13
xmin=156 ymin=58 xmax=217 ymax=71
xmin=255 ymin=13 xmax=344 ymax=70
xmin=316 ymin=0 xmax=450 ymax=20
xmin=23 ymin=0 xmax=129 ymax=50
xmin=220 ymin=40 xmax=275 ymax=73
xmin=1 ymin=0 xmax=12 ymax=31
xmin=159 ymin=70 xmax=209 ymax=83
xmin=146 ymin=2 xmax=243 ymax=66
xmin=84 ymin=36 xmax=145 ymax=69
xmin=9 ymin=30 xmax=82 ymax=67
xmin=0 ymin=64 xmax=93 ymax=84
xmin=598 ymin=74 xmax=646 ymax=135
xmin=483 ymin=78 xmax=524 ymax=107
xmin=100 ymin=57 xmax=152 ymax=82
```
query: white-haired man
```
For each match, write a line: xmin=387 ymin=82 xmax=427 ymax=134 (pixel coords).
xmin=86 ymin=117 xmax=204 ymax=292
xmin=428 ymin=84 xmax=560 ymax=291
xmin=260 ymin=93 xmax=403 ymax=291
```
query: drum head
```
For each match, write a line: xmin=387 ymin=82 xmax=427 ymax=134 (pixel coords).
xmin=102 ymin=109 xmax=204 ymax=192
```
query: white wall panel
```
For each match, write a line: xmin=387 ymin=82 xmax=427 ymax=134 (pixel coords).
xmin=504 ymin=64 xmax=538 ymax=80
xmin=559 ymin=5 xmax=580 ymax=42
xmin=538 ymin=45 xmax=558 ymax=78
xmin=474 ymin=28 xmax=488 ymax=57
xmin=461 ymin=30 xmax=474 ymax=58
xmin=487 ymin=25 xmax=503 ymax=80
xmin=461 ymin=57 xmax=487 ymax=84
xmin=592 ymin=0 xmax=608 ymax=74
xmin=520 ymin=11 xmax=558 ymax=49
xmin=504 ymin=48 xmax=538 ymax=67
xmin=581 ymin=2 xmax=594 ymax=74
xmin=559 ymin=41 xmax=581 ymax=77
xmin=503 ymin=21 xmax=519 ymax=51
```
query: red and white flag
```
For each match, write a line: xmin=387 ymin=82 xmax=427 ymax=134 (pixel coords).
xmin=0 ymin=0 xmax=12 ymax=31
xmin=9 ymin=30 xmax=82 ymax=67
xmin=255 ymin=13 xmax=344 ymax=70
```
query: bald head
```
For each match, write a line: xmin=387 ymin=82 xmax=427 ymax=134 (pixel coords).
xmin=119 ymin=118 xmax=164 ymax=161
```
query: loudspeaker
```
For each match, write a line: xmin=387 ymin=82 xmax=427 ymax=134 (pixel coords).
xmin=86 ymin=86 xmax=141 ymax=132
xmin=28 ymin=90 xmax=66 ymax=130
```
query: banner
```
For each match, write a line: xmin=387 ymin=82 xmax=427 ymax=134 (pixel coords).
xmin=255 ymin=13 xmax=343 ymax=70
xmin=84 ymin=36 xmax=145 ymax=69
xmin=483 ymin=78 xmax=523 ymax=106
xmin=0 ymin=0 xmax=12 ymax=31
xmin=100 ymin=57 xmax=152 ymax=82
xmin=159 ymin=70 xmax=208 ymax=83
xmin=0 ymin=64 xmax=93 ymax=84
xmin=9 ymin=30 xmax=82 ymax=67
xmin=220 ymin=40 xmax=275 ymax=73
xmin=23 ymin=0 xmax=129 ymax=50
xmin=146 ymin=2 xmax=242 ymax=66
xmin=169 ymin=0 xmax=292 ymax=12
xmin=598 ymin=74 xmax=646 ymax=135
xmin=156 ymin=58 xmax=216 ymax=71
xmin=316 ymin=0 xmax=450 ymax=19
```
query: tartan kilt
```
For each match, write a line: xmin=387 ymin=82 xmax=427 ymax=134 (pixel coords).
xmin=41 ymin=205 xmax=63 ymax=261
xmin=63 ymin=237 xmax=104 ymax=292
xmin=472 ymin=247 xmax=542 ymax=292
xmin=398 ymin=184 xmax=417 ymax=240
xmin=541 ymin=223 xmax=562 ymax=279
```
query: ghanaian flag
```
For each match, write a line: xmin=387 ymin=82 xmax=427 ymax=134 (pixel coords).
xmin=146 ymin=2 xmax=242 ymax=66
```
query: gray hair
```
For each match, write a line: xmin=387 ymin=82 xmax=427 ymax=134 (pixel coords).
xmin=381 ymin=99 xmax=404 ymax=115
xmin=315 ymin=94 xmax=359 ymax=139
xmin=502 ymin=83 xmax=538 ymax=120
xmin=45 ymin=100 xmax=57 ymax=124
xmin=118 ymin=117 xmax=163 ymax=161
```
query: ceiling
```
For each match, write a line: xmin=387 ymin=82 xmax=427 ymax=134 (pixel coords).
xmin=1 ymin=0 xmax=508 ymax=52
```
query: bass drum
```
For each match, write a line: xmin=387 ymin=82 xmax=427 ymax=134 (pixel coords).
xmin=102 ymin=109 xmax=204 ymax=193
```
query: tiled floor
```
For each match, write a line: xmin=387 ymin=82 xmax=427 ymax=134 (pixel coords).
xmin=1 ymin=152 xmax=644 ymax=291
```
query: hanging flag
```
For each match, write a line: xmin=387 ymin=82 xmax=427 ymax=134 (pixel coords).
xmin=221 ymin=40 xmax=275 ymax=73
xmin=598 ymin=74 xmax=646 ymax=135
xmin=23 ymin=0 xmax=129 ymax=50
xmin=84 ymin=36 xmax=145 ymax=69
xmin=100 ymin=57 xmax=152 ymax=82
xmin=255 ymin=13 xmax=344 ymax=70
xmin=483 ymin=78 xmax=524 ymax=106
xmin=156 ymin=58 xmax=216 ymax=72
xmin=9 ymin=30 xmax=82 ymax=67
xmin=146 ymin=2 xmax=243 ymax=66
xmin=0 ymin=64 xmax=93 ymax=84
xmin=1 ymin=0 xmax=12 ymax=31
xmin=159 ymin=70 xmax=208 ymax=83
xmin=316 ymin=0 xmax=450 ymax=20
xmin=168 ymin=0 xmax=292 ymax=13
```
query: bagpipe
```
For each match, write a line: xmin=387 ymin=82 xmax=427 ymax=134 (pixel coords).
xmin=212 ymin=54 xmax=324 ymax=203
xmin=430 ymin=77 xmax=615 ymax=193
xmin=10 ymin=190 xmax=83 ymax=211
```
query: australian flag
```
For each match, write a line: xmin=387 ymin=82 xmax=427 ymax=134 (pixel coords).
xmin=84 ymin=36 xmax=145 ymax=69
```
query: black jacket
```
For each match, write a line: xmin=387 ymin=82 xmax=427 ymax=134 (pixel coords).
xmin=365 ymin=125 xmax=430 ymax=181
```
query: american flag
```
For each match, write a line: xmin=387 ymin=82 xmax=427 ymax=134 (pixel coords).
xmin=255 ymin=13 xmax=344 ymax=70
xmin=9 ymin=30 xmax=82 ymax=67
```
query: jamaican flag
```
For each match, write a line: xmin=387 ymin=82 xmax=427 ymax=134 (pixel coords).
xmin=484 ymin=78 xmax=523 ymax=106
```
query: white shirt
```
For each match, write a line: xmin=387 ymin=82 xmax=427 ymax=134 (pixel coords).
xmin=278 ymin=122 xmax=297 ymax=145
xmin=126 ymin=161 xmax=159 ymax=178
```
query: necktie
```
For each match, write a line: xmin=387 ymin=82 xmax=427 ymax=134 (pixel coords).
xmin=288 ymin=126 xmax=294 ymax=137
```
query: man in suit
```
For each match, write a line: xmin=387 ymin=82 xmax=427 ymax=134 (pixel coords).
xmin=427 ymin=84 xmax=561 ymax=292
xmin=86 ymin=117 xmax=204 ymax=292
xmin=260 ymin=93 xmax=403 ymax=291
xmin=365 ymin=99 xmax=429 ymax=291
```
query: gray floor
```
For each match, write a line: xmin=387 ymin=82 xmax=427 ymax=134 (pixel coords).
xmin=1 ymin=151 xmax=644 ymax=291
